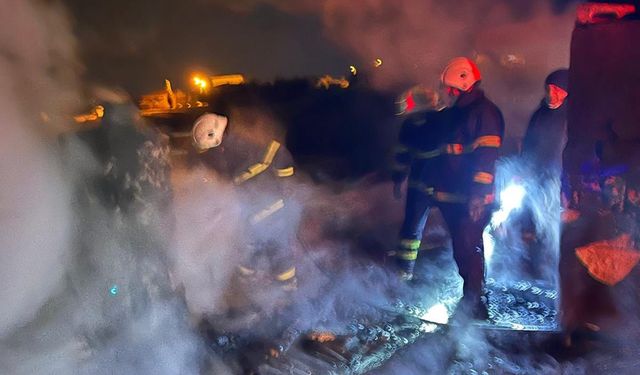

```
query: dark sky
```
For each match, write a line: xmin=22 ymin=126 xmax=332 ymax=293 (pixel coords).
xmin=62 ymin=0 xmax=354 ymax=95
xmin=62 ymin=0 xmax=583 ymax=96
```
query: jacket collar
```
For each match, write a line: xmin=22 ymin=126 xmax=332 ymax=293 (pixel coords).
xmin=455 ymin=88 xmax=484 ymax=108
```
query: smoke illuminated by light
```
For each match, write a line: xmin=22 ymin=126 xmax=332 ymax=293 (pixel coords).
xmin=486 ymin=182 xmax=527 ymax=264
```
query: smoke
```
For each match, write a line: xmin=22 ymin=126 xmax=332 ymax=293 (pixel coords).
xmin=0 ymin=1 xmax=203 ymax=374
xmin=213 ymin=0 xmax=575 ymax=143
xmin=485 ymin=157 xmax=562 ymax=286
xmin=315 ymin=0 xmax=576 ymax=140
xmin=0 ymin=0 xmax=79 ymax=339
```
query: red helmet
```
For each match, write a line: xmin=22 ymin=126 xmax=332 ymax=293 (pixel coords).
xmin=396 ymin=85 xmax=439 ymax=116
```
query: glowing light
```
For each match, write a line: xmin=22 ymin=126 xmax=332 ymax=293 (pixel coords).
xmin=73 ymin=105 xmax=105 ymax=124
xmin=316 ymin=75 xmax=350 ymax=89
xmin=191 ymin=75 xmax=208 ymax=93
xmin=349 ymin=65 xmax=357 ymax=75
xmin=500 ymin=183 xmax=526 ymax=212
xmin=420 ymin=303 xmax=449 ymax=324
xmin=109 ymin=284 xmax=119 ymax=296
xmin=374 ymin=58 xmax=383 ymax=68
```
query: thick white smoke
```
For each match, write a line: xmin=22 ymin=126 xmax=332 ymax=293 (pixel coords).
xmin=0 ymin=0 xmax=79 ymax=340
xmin=0 ymin=1 xmax=203 ymax=374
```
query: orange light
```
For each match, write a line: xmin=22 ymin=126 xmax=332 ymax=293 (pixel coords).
xmin=191 ymin=75 xmax=208 ymax=93
xmin=374 ymin=58 xmax=383 ymax=68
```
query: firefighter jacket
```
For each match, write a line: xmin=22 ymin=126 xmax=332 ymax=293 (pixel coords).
xmin=427 ymin=88 xmax=504 ymax=203
xmin=392 ymin=109 xmax=448 ymax=189
xmin=522 ymin=101 xmax=568 ymax=172
xmin=199 ymin=132 xmax=295 ymax=224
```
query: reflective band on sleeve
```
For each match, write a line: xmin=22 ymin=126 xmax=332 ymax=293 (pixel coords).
xmin=414 ymin=149 xmax=441 ymax=159
xmin=397 ymin=250 xmax=418 ymax=261
xmin=234 ymin=140 xmax=282 ymax=185
xmin=238 ymin=265 xmax=256 ymax=276
xmin=276 ymin=267 xmax=296 ymax=281
xmin=473 ymin=172 xmax=494 ymax=184
xmin=276 ymin=166 xmax=295 ymax=177
xmin=433 ymin=191 xmax=467 ymax=203
xmin=413 ymin=136 xmax=501 ymax=160
xmin=473 ymin=135 xmax=501 ymax=149
xmin=262 ymin=140 xmax=281 ymax=165
xmin=234 ymin=163 xmax=268 ymax=185
xmin=400 ymin=239 xmax=421 ymax=250
xmin=446 ymin=144 xmax=464 ymax=155
xmin=251 ymin=199 xmax=285 ymax=224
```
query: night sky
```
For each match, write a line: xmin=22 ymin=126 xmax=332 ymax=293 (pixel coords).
xmin=62 ymin=0 xmax=354 ymax=95
xmin=61 ymin=0 xmax=583 ymax=96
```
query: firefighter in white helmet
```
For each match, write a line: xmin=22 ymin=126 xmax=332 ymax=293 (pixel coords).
xmin=192 ymin=112 xmax=298 ymax=292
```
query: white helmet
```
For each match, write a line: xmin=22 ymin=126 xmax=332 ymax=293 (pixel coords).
xmin=441 ymin=57 xmax=482 ymax=92
xmin=192 ymin=113 xmax=228 ymax=152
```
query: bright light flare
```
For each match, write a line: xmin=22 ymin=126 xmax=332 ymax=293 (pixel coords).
xmin=500 ymin=183 xmax=526 ymax=212
xmin=349 ymin=65 xmax=357 ymax=75
xmin=373 ymin=58 xmax=383 ymax=68
xmin=420 ymin=303 xmax=449 ymax=324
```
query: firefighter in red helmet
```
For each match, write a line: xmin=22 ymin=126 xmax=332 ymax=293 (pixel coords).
xmin=394 ymin=57 xmax=504 ymax=320
xmin=391 ymin=85 xmax=447 ymax=279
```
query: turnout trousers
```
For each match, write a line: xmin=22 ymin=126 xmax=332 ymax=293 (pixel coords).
xmin=396 ymin=188 xmax=490 ymax=304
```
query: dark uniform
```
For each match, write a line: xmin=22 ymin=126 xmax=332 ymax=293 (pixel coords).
xmin=396 ymin=88 xmax=504 ymax=316
xmin=520 ymin=95 xmax=568 ymax=281
xmin=198 ymin=132 xmax=297 ymax=289
xmin=523 ymin=100 xmax=568 ymax=173
xmin=392 ymin=109 xmax=447 ymax=273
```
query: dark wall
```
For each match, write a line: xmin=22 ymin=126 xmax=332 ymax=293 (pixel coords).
xmin=565 ymin=19 xmax=640 ymax=175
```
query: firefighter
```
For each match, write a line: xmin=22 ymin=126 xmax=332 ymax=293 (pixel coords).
xmin=439 ymin=57 xmax=504 ymax=319
xmin=518 ymin=69 xmax=569 ymax=281
xmin=522 ymin=69 xmax=569 ymax=173
xmin=191 ymin=113 xmax=298 ymax=292
xmin=395 ymin=57 xmax=504 ymax=320
xmin=391 ymin=85 xmax=447 ymax=279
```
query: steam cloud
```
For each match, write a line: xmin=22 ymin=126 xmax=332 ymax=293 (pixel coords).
xmin=3 ymin=1 xmax=637 ymax=374
xmin=0 ymin=1 xmax=202 ymax=374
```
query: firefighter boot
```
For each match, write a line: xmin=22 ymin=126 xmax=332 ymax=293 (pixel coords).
xmin=395 ymin=239 xmax=420 ymax=281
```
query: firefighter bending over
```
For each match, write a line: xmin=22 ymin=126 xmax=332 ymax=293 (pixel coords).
xmin=192 ymin=113 xmax=298 ymax=292
xmin=394 ymin=57 xmax=505 ymax=320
